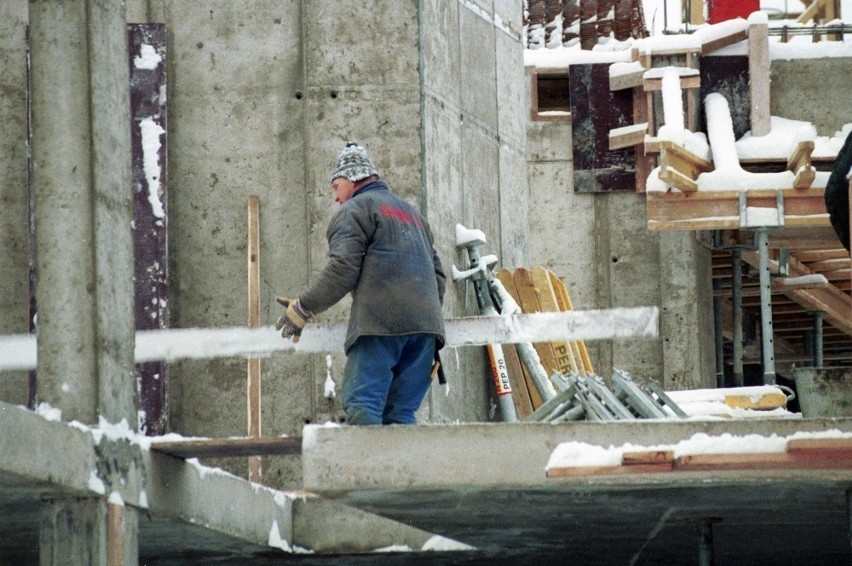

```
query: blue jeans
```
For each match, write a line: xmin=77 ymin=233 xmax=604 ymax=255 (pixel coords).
xmin=341 ymin=334 xmax=437 ymax=425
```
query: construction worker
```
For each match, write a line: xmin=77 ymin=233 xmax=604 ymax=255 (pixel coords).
xmin=276 ymin=142 xmax=446 ymax=425
xmin=825 ymin=129 xmax=851 ymax=252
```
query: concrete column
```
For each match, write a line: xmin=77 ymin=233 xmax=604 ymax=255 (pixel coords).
xmin=658 ymin=231 xmax=715 ymax=390
xmin=29 ymin=0 xmax=136 ymax=426
xmin=40 ymin=498 xmax=138 ymax=566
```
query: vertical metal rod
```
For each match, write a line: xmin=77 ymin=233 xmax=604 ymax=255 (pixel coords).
xmin=757 ymin=228 xmax=776 ymax=384
xmin=802 ymin=329 xmax=814 ymax=368
xmin=699 ymin=518 xmax=715 ymax=566
xmin=713 ymin=292 xmax=724 ymax=388
xmin=813 ymin=311 xmax=824 ymax=368
xmin=846 ymin=489 xmax=851 ymax=554
xmin=732 ymin=249 xmax=744 ymax=387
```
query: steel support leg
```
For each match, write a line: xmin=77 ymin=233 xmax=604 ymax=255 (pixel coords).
xmin=699 ymin=518 xmax=715 ymax=566
xmin=756 ymin=228 xmax=776 ymax=384
xmin=732 ymin=249 xmax=744 ymax=387
xmin=713 ymin=291 xmax=724 ymax=388
xmin=812 ymin=311 xmax=824 ymax=368
xmin=847 ymin=489 xmax=851 ymax=554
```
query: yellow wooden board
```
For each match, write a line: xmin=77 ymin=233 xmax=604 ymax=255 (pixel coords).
xmin=547 ymin=270 xmax=594 ymax=374
xmin=496 ymin=269 xmax=543 ymax=410
xmin=530 ymin=267 xmax=579 ymax=377
xmin=513 ymin=268 xmax=560 ymax=378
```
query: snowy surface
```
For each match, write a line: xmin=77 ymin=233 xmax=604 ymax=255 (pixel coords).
xmin=526 ymin=4 xmax=852 ymax=69
xmin=546 ymin=429 xmax=852 ymax=470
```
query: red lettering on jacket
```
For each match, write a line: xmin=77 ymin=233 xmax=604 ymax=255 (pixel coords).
xmin=379 ymin=204 xmax=423 ymax=228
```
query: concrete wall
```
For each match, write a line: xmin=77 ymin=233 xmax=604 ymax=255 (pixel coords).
xmin=0 ymin=0 xmax=528 ymax=485
xmin=421 ymin=0 xmax=529 ymax=423
xmin=0 ymin=2 xmax=30 ymax=406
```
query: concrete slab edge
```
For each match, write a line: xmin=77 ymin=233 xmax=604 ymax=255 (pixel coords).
xmin=302 ymin=419 xmax=852 ymax=492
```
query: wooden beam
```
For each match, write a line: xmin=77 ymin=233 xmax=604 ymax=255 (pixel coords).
xmin=150 ymin=436 xmax=302 ymax=459
xmin=741 ymin=251 xmax=852 ymax=336
xmin=701 ymin=28 xmax=748 ymax=54
xmin=107 ymin=502 xmax=125 ymax=566
xmin=647 ymin=188 xmax=831 ymax=231
xmin=748 ymin=20 xmax=771 ymax=137
xmin=609 ymin=65 xmax=645 ymax=91
xmin=797 ymin=0 xmax=828 ymax=23
xmin=247 ymin=196 xmax=262 ymax=482
xmin=659 ymin=166 xmax=699 ymax=192
xmin=643 ymin=74 xmax=701 ymax=92
xmin=660 ymin=141 xmax=714 ymax=179
xmin=787 ymin=140 xmax=816 ymax=189
xmin=609 ymin=122 xmax=648 ymax=151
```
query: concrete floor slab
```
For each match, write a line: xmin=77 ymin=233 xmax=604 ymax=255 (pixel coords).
xmin=301 ymin=420 xmax=852 ymax=564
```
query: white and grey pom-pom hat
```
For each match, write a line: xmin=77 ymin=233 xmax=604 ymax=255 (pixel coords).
xmin=330 ymin=141 xmax=380 ymax=182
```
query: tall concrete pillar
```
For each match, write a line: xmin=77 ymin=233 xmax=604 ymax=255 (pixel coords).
xmin=29 ymin=0 xmax=136 ymax=427
xmin=29 ymin=1 xmax=138 ymax=563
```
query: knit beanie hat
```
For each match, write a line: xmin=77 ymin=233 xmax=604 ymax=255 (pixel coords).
xmin=330 ymin=142 xmax=380 ymax=182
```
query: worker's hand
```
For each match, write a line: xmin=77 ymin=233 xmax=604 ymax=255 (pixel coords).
xmin=275 ymin=297 xmax=313 ymax=342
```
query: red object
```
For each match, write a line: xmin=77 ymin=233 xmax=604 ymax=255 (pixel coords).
xmin=707 ymin=0 xmax=759 ymax=24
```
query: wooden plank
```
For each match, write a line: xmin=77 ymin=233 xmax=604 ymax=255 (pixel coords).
xmin=741 ymin=251 xmax=852 ymax=336
xmin=622 ymin=450 xmax=674 ymax=466
xmin=609 ymin=67 xmax=645 ymax=91
xmin=546 ymin=462 xmax=673 ymax=477
xmin=643 ymin=74 xmax=701 ymax=92
xmin=548 ymin=272 xmax=594 ymax=374
xmin=674 ymin=452 xmax=796 ymax=470
xmin=609 ymin=122 xmax=647 ymax=150
xmin=788 ymin=141 xmax=817 ymax=189
xmin=723 ymin=391 xmax=787 ymax=410
xmin=531 ymin=267 xmax=579 ymax=376
xmin=496 ymin=269 xmax=543 ymax=410
xmin=701 ymin=28 xmax=748 ymax=54
xmin=675 ymin=450 xmax=852 ymax=471
xmin=150 ymin=436 xmax=302 ymax=459
xmin=247 ymin=196 xmax=262 ymax=482
xmin=787 ymin=140 xmax=815 ymax=173
xmin=513 ymin=268 xmax=560 ymax=378
xmin=646 ymin=188 xmax=832 ymax=232
xmin=504 ymin=343 xmax=536 ymax=415
xmin=748 ymin=20 xmax=771 ymax=136
xmin=797 ymin=0 xmax=826 ymax=23
xmin=787 ymin=438 xmax=852 ymax=460
xmin=659 ymin=166 xmax=698 ymax=193
xmin=793 ymin=167 xmax=816 ymax=190
xmin=107 ymin=502 xmax=125 ymax=566
xmin=633 ymin=81 xmax=654 ymax=192
xmin=660 ymin=141 xmax=714 ymax=179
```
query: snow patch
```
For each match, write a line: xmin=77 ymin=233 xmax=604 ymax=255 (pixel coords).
xmin=35 ymin=402 xmax=62 ymax=422
xmin=324 ymin=355 xmax=336 ymax=399
xmin=140 ymin=117 xmax=166 ymax=219
xmin=108 ymin=491 xmax=125 ymax=506
xmin=133 ymin=44 xmax=162 ymax=70
xmin=375 ymin=544 xmax=413 ymax=553
xmin=88 ymin=471 xmax=106 ymax=495
xmin=422 ymin=534 xmax=477 ymax=551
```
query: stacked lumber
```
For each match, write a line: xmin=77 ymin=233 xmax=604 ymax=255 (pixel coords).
xmin=495 ymin=266 xmax=593 ymax=418
xmin=546 ymin=436 xmax=852 ymax=477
